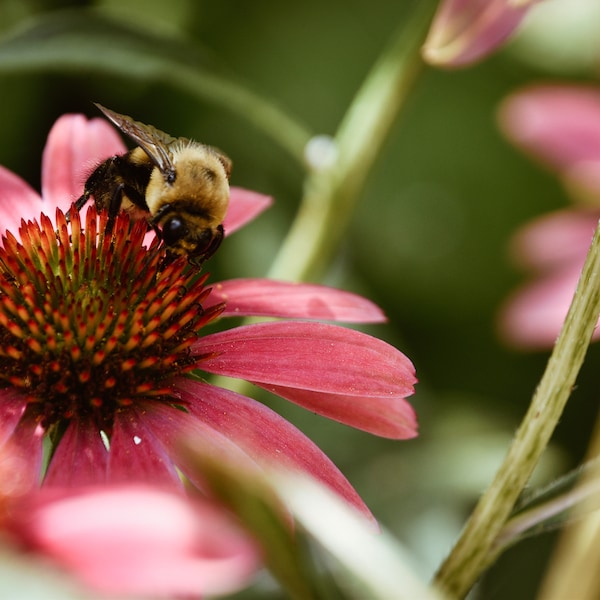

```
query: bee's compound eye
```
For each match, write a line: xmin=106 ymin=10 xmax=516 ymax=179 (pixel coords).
xmin=162 ymin=216 xmax=187 ymax=245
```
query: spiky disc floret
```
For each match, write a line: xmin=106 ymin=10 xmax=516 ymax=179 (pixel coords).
xmin=0 ymin=207 xmax=223 ymax=434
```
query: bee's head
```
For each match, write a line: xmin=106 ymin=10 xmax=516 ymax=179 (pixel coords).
xmin=146 ymin=144 xmax=230 ymax=266
xmin=160 ymin=214 xmax=224 ymax=265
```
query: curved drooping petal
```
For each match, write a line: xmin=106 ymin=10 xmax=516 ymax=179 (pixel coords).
xmin=222 ymin=188 xmax=272 ymax=235
xmin=12 ymin=485 xmax=259 ymax=598
xmin=195 ymin=321 xmax=417 ymax=439
xmin=0 ymin=166 xmax=45 ymax=239
xmin=423 ymin=0 xmax=536 ymax=68
xmin=498 ymin=85 xmax=600 ymax=203
xmin=257 ymin=384 xmax=417 ymax=440
xmin=41 ymin=114 xmax=126 ymax=212
xmin=144 ymin=380 xmax=375 ymax=522
xmin=44 ymin=419 xmax=109 ymax=487
xmin=207 ymin=278 xmax=386 ymax=323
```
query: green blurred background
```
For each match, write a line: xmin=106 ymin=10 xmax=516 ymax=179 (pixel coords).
xmin=1 ymin=1 xmax=598 ymax=598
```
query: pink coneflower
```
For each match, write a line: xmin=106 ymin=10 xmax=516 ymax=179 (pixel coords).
xmin=497 ymin=85 xmax=600 ymax=349
xmin=0 ymin=112 xmax=418 ymax=520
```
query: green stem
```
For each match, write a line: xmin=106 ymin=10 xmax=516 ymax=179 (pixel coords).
xmin=433 ymin=219 xmax=600 ymax=599
xmin=267 ymin=1 xmax=438 ymax=282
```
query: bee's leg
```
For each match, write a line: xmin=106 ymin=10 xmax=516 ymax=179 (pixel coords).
xmin=68 ymin=157 xmax=120 ymax=222
xmin=190 ymin=225 xmax=224 ymax=266
xmin=105 ymin=183 xmax=125 ymax=235
xmin=66 ymin=191 xmax=91 ymax=222
xmin=149 ymin=222 xmax=162 ymax=240
xmin=206 ymin=224 xmax=224 ymax=258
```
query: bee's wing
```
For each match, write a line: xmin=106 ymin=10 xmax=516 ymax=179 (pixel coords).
xmin=95 ymin=103 xmax=178 ymax=180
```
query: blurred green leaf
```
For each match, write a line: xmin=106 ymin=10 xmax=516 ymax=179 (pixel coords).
xmin=276 ymin=473 xmax=446 ymax=600
xmin=185 ymin=434 xmax=444 ymax=600
xmin=183 ymin=441 xmax=326 ymax=600
xmin=0 ymin=8 xmax=311 ymax=163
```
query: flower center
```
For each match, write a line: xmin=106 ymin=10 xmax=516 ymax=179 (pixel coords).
xmin=0 ymin=208 xmax=223 ymax=434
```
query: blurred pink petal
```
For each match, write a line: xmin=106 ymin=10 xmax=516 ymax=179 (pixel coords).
xmin=499 ymin=85 xmax=600 ymax=202
xmin=498 ymin=265 xmax=600 ymax=349
xmin=223 ymin=187 xmax=272 ymax=235
xmin=14 ymin=485 xmax=259 ymax=598
xmin=148 ymin=380 xmax=375 ymax=522
xmin=195 ymin=321 xmax=417 ymax=437
xmin=423 ymin=0 xmax=536 ymax=68
xmin=0 ymin=114 xmax=126 ymax=242
xmin=0 ymin=166 xmax=45 ymax=238
xmin=497 ymin=85 xmax=600 ymax=348
xmin=41 ymin=114 xmax=126 ymax=211
xmin=509 ymin=210 xmax=597 ymax=270
xmin=208 ymin=278 xmax=386 ymax=322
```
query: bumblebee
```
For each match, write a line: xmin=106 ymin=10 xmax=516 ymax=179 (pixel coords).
xmin=73 ymin=104 xmax=232 ymax=265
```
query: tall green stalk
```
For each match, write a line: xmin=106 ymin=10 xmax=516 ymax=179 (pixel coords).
xmin=433 ymin=220 xmax=600 ymax=598
xmin=268 ymin=1 xmax=438 ymax=283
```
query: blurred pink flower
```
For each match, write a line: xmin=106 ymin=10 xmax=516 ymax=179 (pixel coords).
xmin=423 ymin=0 xmax=538 ymax=68
xmin=497 ymin=85 xmax=600 ymax=348
xmin=0 ymin=113 xmax=418 ymax=520
xmin=7 ymin=484 xmax=260 ymax=598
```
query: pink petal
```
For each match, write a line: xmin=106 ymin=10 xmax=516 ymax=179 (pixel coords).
xmin=567 ymin=161 xmax=600 ymax=202
xmin=206 ymin=278 xmax=386 ymax=322
xmin=16 ymin=485 xmax=259 ymax=597
xmin=43 ymin=418 xmax=109 ymax=487
xmin=509 ymin=209 xmax=597 ymax=271
xmin=423 ymin=0 xmax=535 ymax=67
xmin=497 ymin=265 xmax=597 ymax=349
xmin=498 ymin=85 xmax=600 ymax=200
xmin=258 ymin=384 xmax=417 ymax=439
xmin=168 ymin=379 xmax=376 ymax=522
xmin=195 ymin=322 xmax=417 ymax=437
xmin=107 ymin=409 xmax=184 ymax=489
xmin=138 ymin=401 xmax=264 ymax=483
xmin=222 ymin=187 xmax=272 ymax=235
xmin=0 ymin=392 xmax=40 ymax=497
xmin=0 ymin=388 xmax=28 ymax=446
xmin=0 ymin=166 xmax=45 ymax=239
xmin=4 ymin=408 xmax=45 ymax=491
xmin=41 ymin=114 xmax=126 ymax=212
xmin=196 ymin=321 xmax=416 ymax=397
